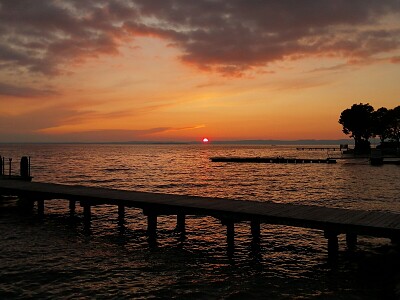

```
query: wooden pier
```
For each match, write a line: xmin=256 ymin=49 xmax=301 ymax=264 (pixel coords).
xmin=1 ymin=180 xmax=400 ymax=258
xmin=210 ymin=157 xmax=336 ymax=164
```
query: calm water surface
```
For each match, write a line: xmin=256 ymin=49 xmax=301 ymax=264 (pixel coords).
xmin=1 ymin=144 xmax=400 ymax=299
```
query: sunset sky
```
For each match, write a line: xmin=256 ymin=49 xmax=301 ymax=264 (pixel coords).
xmin=1 ymin=0 xmax=400 ymax=142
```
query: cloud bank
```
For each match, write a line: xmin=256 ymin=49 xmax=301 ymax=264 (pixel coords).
xmin=1 ymin=0 xmax=400 ymax=76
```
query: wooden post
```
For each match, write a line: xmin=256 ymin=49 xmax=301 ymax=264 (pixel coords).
xmin=147 ymin=212 xmax=158 ymax=246
xmin=69 ymin=200 xmax=76 ymax=216
xmin=176 ymin=213 xmax=186 ymax=233
xmin=324 ymin=230 xmax=339 ymax=258
xmin=83 ymin=204 xmax=91 ymax=223
xmin=118 ymin=204 xmax=125 ymax=224
xmin=346 ymin=233 xmax=357 ymax=251
xmin=17 ymin=196 xmax=34 ymax=211
xmin=250 ymin=220 xmax=261 ymax=257
xmin=223 ymin=220 xmax=235 ymax=251
xmin=251 ymin=220 xmax=261 ymax=241
xmin=391 ymin=236 xmax=400 ymax=246
xmin=37 ymin=199 xmax=44 ymax=217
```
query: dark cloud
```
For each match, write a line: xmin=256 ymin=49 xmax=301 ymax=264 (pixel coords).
xmin=0 ymin=82 xmax=59 ymax=98
xmin=0 ymin=0 xmax=399 ymax=76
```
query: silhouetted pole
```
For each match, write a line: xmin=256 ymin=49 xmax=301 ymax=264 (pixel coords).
xmin=0 ymin=155 xmax=2 ymax=176
xmin=20 ymin=156 xmax=29 ymax=178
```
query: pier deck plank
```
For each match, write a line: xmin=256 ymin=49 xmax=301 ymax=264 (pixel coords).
xmin=1 ymin=180 xmax=400 ymax=239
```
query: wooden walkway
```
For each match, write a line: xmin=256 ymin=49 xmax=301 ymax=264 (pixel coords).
xmin=1 ymin=180 xmax=400 ymax=257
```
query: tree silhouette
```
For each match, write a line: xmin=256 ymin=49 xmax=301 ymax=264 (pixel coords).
xmin=373 ymin=107 xmax=390 ymax=143
xmin=339 ymin=103 xmax=374 ymax=153
xmin=388 ymin=106 xmax=400 ymax=145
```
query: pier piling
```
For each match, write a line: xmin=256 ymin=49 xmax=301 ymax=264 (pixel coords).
xmin=17 ymin=196 xmax=34 ymax=211
xmin=37 ymin=199 xmax=44 ymax=217
xmin=2 ymin=180 xmax=400 ymax=260
xmin=221 ymin=219 xmax=235 ymax=250
xmin=346 ymin=233 xmax=357 ymax=251
xmin=250 ymin=220 xmax=261 ymax=241
xmin=83 ymin=204 xmax=91 ymax=223
xmin=176 ymin=213 xmax=186 ymax=233
xmin=146 ymin=211 xmax=158 ymax=246
xmin=324 ymin=230 xmax=339 ymax=257
xmin=118 ymin=204 xmax=125 ymax=224
xmin=69 ymin=200 xmax=76 ymax=216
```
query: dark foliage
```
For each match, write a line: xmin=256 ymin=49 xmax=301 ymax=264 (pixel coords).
xmin=339 ymin=103 xmax=400 ymax=154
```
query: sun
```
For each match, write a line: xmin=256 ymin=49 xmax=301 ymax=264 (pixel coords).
xmin=202 ymin=137 xmax=209 ymax=143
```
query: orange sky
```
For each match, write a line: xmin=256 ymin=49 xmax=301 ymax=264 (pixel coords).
xmin=1 ymin=1 xmax=400 ymax=142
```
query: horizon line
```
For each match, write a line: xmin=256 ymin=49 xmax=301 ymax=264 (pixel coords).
xmin=0 ymin=139 xmax=360 ymax=145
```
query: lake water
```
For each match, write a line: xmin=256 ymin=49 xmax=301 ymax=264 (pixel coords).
xmin=1 ymin=144 xmax=400 ymax=299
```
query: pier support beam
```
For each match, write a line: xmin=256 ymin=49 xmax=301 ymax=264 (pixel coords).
xmin=250 ymin=220 xmax=262 ymax=257
xmin=346 ymin=233 xmax=357 ymax=251
xmin=83 ymin=204 xmax=91 ymax=227
xmin=226 ymin=222 xmax=235 ymax=251
xmin=324 ymin=230 xmax=339 ymax=258
xmin=251 ymin=220 xmax=261 ymax=242
xmin=37 ymin=199 xmax=45 ymax=217
xmin=17 ymin=196 xmax=34 ymax=212
xmin=391 ymin=236 xmax=400 ymax=247
xmin=69 ymin=200 xmax=76 ymax=216
xmin=221 ymin=219 xmax=235 ymax=251
xmin=118 ymin=204 xmax=125 ymax=224
xmin=146 ymin=212 xmax=158 ymax=247
xmin=176 ymin=213 xmax=186 ymax=234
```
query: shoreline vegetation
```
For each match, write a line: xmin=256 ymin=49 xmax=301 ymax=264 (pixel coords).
xmin=339 ymin=103 xmax=400 ymax=155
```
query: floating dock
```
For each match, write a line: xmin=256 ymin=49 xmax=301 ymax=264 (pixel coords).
xmin=210 ymin=157 xmax=336 ymax=164
xmin=296 ymin=147 xmax=340 ymax=151
xmin=1 ymin=179 xmax=400 ymax=259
